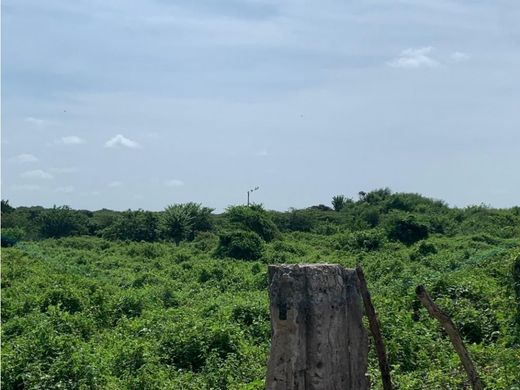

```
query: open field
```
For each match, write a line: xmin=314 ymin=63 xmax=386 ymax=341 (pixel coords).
xmin=2 ymin=192 xmax=520 ymax=389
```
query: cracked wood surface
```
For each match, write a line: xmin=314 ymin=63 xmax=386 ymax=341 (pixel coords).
xmin=266 ymin=264 xmax=369 ymax=390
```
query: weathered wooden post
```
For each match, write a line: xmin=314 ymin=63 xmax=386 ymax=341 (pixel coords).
xmin=266 ymin=264 xmax=369 ymax=390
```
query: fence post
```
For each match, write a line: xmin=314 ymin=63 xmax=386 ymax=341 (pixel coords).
xmin=266 ymin=264 xmax=369 ymax=390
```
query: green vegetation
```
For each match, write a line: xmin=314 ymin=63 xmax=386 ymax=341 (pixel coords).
xmin=1 ymin=189 xmax=519 ymax=389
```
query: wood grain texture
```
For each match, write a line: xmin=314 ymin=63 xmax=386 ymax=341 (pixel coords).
xmin=266 ymin=264 xmax=368 ymax=390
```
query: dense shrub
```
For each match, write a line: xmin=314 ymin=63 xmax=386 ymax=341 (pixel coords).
xmin=513 ymin=254 xmax=520 ymax=336
xmin=159 ymin=322 xmax=239 ymax=371
xmin=37 ymin=206 xmax=89 ymax=238
xmin=410 ymin=241 xmax=438 ymax=261
xmin=112 ymin=291 xmax=145 ymax=322
xmin=273 ymin=209 xmax=316 ymax=232
xmin=384 ymin=214 xmax=429 ymax=245
xmin=215 ymin=230 xmax=264 ymax=260
xmin=57 ymin=236 xmax=110 ymax=250
xmin=333 ymin=230 xmax=385 ymax=251
xmin=2 ymin=191 xmax=520 ymax=388
xmin=226 ymin=205 xmax=279 ymax=242
xmin=102 ymin=209 xmax=159 ymax=242
xmin=41 ymin=287 xmax=84 ymax=314
xmin=1 ymin=227 xmax=25 ymax=247
xmin=231 ymin=303 xmax=270 ymax=341
xmin=192 ymin=231 xmax=219 ymax=251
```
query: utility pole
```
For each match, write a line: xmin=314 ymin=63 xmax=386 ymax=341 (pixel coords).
xmin=247 ymin=186 xmax=259 ymax=206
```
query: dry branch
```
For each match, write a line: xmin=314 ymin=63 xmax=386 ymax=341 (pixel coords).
xmin=415 ymin=285 xmax=484 ymax=390
xmin=356 ymin=266 xmax=393 ymax=390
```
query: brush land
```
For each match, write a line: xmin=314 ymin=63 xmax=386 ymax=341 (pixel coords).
xmin=1 ymin=189 xmax=520 ymax=389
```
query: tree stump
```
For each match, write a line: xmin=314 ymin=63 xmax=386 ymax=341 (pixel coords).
xmin=266 ymin=264 xmax=369 ymax=390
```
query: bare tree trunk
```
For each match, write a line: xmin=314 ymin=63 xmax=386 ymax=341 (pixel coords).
xmin=266 ymin=264 xmax=369 ymax=390
xmin=416 ymin=285 xmax=484 ymax=390
xmin=356 ymin=266 xmax=393 ymax=390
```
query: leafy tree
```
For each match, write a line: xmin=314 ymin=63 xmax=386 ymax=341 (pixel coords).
xmin=226 ymin=205 xmax=278 ymax=242
xmin=1 ymin=199 xmax=15 ymax=214
xmin=331 ymin=195 xmax=348 ymax=212
xmin=102 ymin=210 xmax=159 ymax=242
xmin=37 ymin=206 xmax=89 ymax=238
xmin=162 ymin=203 xmax=214 ymax=244
xmin=363 ymin=188 xmax=392 ymax=205
xmin=90 ymin=209 xmax=120 ymax=235
xmin=308 ymin=204 xmax=333 ymax=212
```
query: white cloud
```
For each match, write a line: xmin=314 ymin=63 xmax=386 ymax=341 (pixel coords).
xmin=164 ymin=179 xmax=184 ymax=187
xmin=51 ymin=167 xmax=79 ymax=174
xmin=56 ymin=136 xmax=86 ymax=145
xmin=55 ymin=186 xmax=75 ymax=193
xmin=108 ymin=181 xmax=123 ymax=187
xmin=388 ymin=47 xmax=440 ymax=69
xmin=10 ymin=153 xmax=39 ymax=163
xmin=21 ymin=169 xmax=53 ymax=179
xmin=256 ymin=149 xmax=269 ymax=157
xmin=450 ymin=51 xmax=470 ymax=62
xmin=104 ymin=134 xmax=141 ymax=149
xmin=24 ymin=116 xmax=50 ymax=127
xmin=11 ymin=184 xmax=41 ymax=191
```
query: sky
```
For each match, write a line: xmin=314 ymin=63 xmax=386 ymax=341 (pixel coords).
xmin=2 ymin=0 xmax=520 ymax=212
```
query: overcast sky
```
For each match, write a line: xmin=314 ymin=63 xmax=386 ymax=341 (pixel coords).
xmin=2 ymin=0 xmax=519 ymax=211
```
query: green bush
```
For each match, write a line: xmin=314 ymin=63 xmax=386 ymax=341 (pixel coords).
xmin=513 ymin=253 xmax=520 ymax=337
xmin=41 ymin=287 xmax=84 ymax=314
xmin=384 ymin=213 xmax=429 ymax=245
xmin=410 ymin=241 xmax=438 ymax=261
xmin=231 ymin=303 xmax=269 ymax=341
xmin=333 ymin=230 xmax=385 ymax=251
xmin=102 ymin=209 xmax=159 ymax=242
xmin=159 ymin=322 xmax=239 ymax=371
xmin=215 ymin=230 xmax=264 ymax=260
xmin=37 ymin=206 xmax=89 ymax=238
xmin=226 ymin=205 xmax=279 ymax=242
xmin=1 ymin=227 xmax=25 ymax=247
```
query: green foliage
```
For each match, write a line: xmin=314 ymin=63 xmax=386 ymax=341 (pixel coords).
xmin=162 ymin=203 xmax=213 ymax=244
xmin=102 ymin=209 xmax=159 ymax=242
xmin=272 ymin=209 xmax=315 ymax=232
xmin=2 ymin=191 xmax=520 ymax=389
xmin=332 ymin=195 xmax=350 ymax=212
xmin=225 ymin=205 xmax=279 ymax=242
xmin=1 ymin=227 xmax=25 ymax=247
xmin=1 ymin=199 xmax=15 ymax=214
xmin=513 ymin=253 xmax=520 ymax=338
xmin=159 ymin=321 xmax=240 ymax=372
xmin=334 ymin=230 xmax=385 ymax=251
xmin=215 ymin=230 xmax=264 ymax=260
xmin=409 ymin=241 xmax=438 ymax=261
xmin=384 ymin=213 xmax=429 ymax=245
xmin=37 ymin=206 xmax=89 ymax=238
